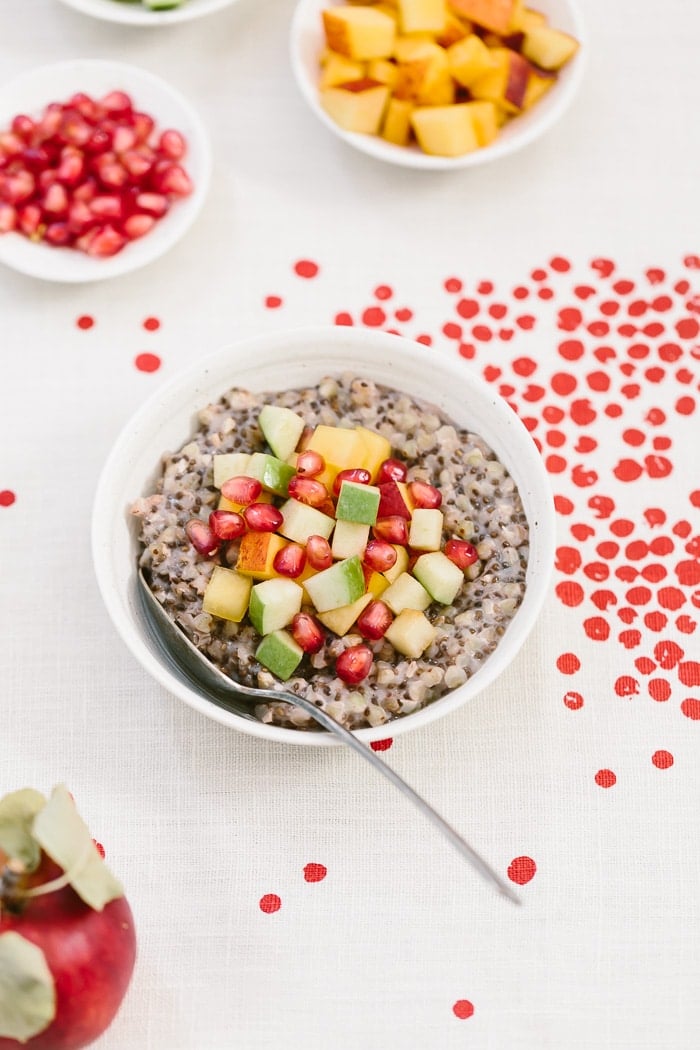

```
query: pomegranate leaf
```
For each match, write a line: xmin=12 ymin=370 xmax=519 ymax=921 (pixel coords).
xmin=0 ymin=931 xmax=56 ymax=1041
xmin=0 ymin=788 xmax=46 ymax=871
xmin=32 ymin=786 xmax=123 ymax=911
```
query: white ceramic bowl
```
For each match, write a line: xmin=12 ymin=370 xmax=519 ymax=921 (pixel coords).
xmin=0 ymin=60 xmax=211 ymax=282
xmin=290 ymin=0 xmax=586 ymax=170
xmin=56 ymin=0 xmax=242 ymax=26
xmin=92 ymin=326 xmax=555 ymax=746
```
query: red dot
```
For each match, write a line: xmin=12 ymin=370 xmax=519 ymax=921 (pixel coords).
xmin=648 ymin=679 xmax=671 ymax=701
xmin=0 ymin=490 xmax=16 ymax=507
xmin=265 ymin=295 xmax=282 ymax=309
xmin=303 ymin=863 xmax=327 ymax=883
xmin=370 ymin=738 xmax=393 ymax=751
xmin=557 ymin=652 xmax=581 ymax=674
xmin=76 ymin=314 xmax=94 ymax=330
xmin=676 ymin=396 xmax=696 ymax=415
xmin=294 ymin=259 xmax=319 ymax=279
xmin=362 ymin=306 xmax=386 ymax=327
xmin=681 ymin=698 xmax=700 ymax=720
xmin=564 ymin=690 xmax=584 ymax=710
xmin=516 ymin=314 xmax=535 ymax=330
xmin=513 ymin=285 xmax=529 ymax=299
xmin=472 ymin=324 xmax=492 ymax=342
xmin=335 ymin=312 xmax=353 ymax=326
xmin=652 ymin=750 xmax=674 ymax=769
xmin=143 ymin=316 xmax=161 ymax=331
xmin=456 ymin=297 xmax=479 ymax=319
xmin=584 ymin=616 xmax=610 ymax=641
xmin=538 ymin=287 xmax=554 ymax=300
xmin=684 ymin=255 xmax=700 ymax=269
xmin=395 ymin=307 xmax=413 ymax=322
xmin=555 ymin=581 xmax=584 ymax=606
xmin=444 ymin=277 xmax=462 ymax=293
xmin=507 ymin=855 xmax=536 ymax=884
xmin=558 ymin=339 xmax=584 ymax=360
xmin=546 ymin=454 xmax=567 ymax=473
xmin=452 ymin=1000 xmax=474 ymax=1020
xmin=416 ymin=334 xmax=432 ymax=346
xmin=512 ymin=356 xmax=537 ymax=376
xmin=92 ymin=840 xmax=105 ymax=858
xmin=551 ymin=372 xmax=577 ymax=395
xmin=550 ymin=255 xmax=571 ymax=272
xmin=442 ymin=322 xmax=462 ymax=340
xmin=615 ymin=675 xmax=639 ymax=696
xmin=554 ymin=495 xmax=574 ymax=514
xmin=595 ymin=769 xmax=617 ymax=788
xmin=135 ymin=353 xmax=161 ymax=373
xmin=458 ymin=343 xmax=476 ymax=359
xmin=259 ymin=893 xmax=282 ymax=914
xmin=373 ymin=284 xmax=392 ymax=300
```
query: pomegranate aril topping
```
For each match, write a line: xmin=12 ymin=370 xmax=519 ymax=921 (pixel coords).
xmin=112 ymin=126 xmax=137 ymax=154
xmin=373 ymin=516 xmax=409 ymax=545
xmin=185 ymin=519 xmax=219 ymax=557
xmin=3 ymin=170 xmax=35 ymax=204
xmin=272 ymin=544 xmax=306 ymax=578
xmin=124 ymin=214 xmax=155 ymax=239
xmin=208 ymin=510 xmax=246 ymax=541
xmin=0 ymin=203 xmax=17 ymax=233
xmin=336 ymin=644 xmax=373 ymax=684
xmin=376 ymin=458 xmax=407 ymax=484
xmin=220 ymin=475 xmax=262 ymax=506
xmin=135 ymin=192 xmax=168 ymax=217
xmin=10 ymin=115 xmax=35 ymax=141
xmin=67 ymin=93 xmax=99 ymax=122
xmin=43 ymin=183 xmax=68 ymax=215
xmin=132 ymin=112 xmax=155 ymax=142
xmin=158 ymin=129 xmax=187 ymax=160
xmin=295 ymin=450 xmax=325 ymax=476
xmin=356 ymin=601 xmax=393 ymax=641
xmin=363 ymin=539 xmax=398 ymax=573
xmin=18 ymin=204 xmax=42 ymax=236
xmin=73 ymin=177 xmax=98 ymax=202
xmin=68 ymin=201 xmax=96 ymax=235
xmin=85 ymin=127 xmax=113 ymax=155
xmin=44 ymin=222 xmax=71 ymax=246
xmin=56 ymin=149 xmax=85 ymax=186
xmin=0 ymin=132 xmax=24 ymax=158
xmin=122 ymin=148 xmax=153 ymax=179
xmin=306 ymin=535 xmax=333 ymax=571
xmin=22 ymin=147 xmax=52 ymax=173
xmin=100 ymin=91 xmax=133 ymax=116
xmin=59 ymin=111 xmax=91 ymax=147
xmin=243 ymin=503 xmax=283 ymax=532
xmin=287 ymin=475 xmax=328 ymax=508
xmin=291 ymin=612 xmax=325 ymax=654
xmin=444 ymin=538 xmax=479 ymax=570
xmin=154 ymin=163 xmax=193 ymax=197
xmin=89 ymin=194 xmax=123 ymax=220
xmin=82 ymin=223 xmax=127 ymax=258
xmin=332 ymin=468 xmax=371 ymax=495
xmin=408 ymin=480 xmax=442 ymax=509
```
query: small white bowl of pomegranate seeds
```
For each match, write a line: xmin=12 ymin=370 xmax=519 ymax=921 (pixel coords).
xmin=57 ymin=0 xmax=243 ymax=26
xmin=0 ymin=60 xmax=210 ymax=281
xmin=93 ymin=326 xmax=556 ymax=747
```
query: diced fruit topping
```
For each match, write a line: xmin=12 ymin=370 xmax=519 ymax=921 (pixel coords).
xmin=363 ymin=538 xmax=397 ymax=573
xmin=332 ymin=467 xmax=371 ymax=495
xmin=335 ymin=644 xmax=373 ymax=684
xmin=444 ymin=537 xmax=479 ymax=569
xmin=272 ymin=543 xmax=307 ymax=578
xmin=356 ymin=600 xmax=393 ymax=640
xmin=185 ymin=518 xmax=219 ymax=556
xmin=291 ymin=612 xmax=326 ymax=653
xmin=408 ymin=480 xmax=442 ymax=509
xmin=220 ymin=475 xmax=263 ymax=506
xmin=255 ymin=630 xmax=304 ymax=681
xmin=287 ymin=475 xmax=329 ymax=507
xmin=243 ymin=503 xmax=284 ymax=532
xmin=295 ymin=450 xmax=325 ymax=476
xmin=209 ymin=509 xmax=246 ymax=540
xmin=376 ymin=457 xmax=408 ymax=484
xmin=306 ymin=534 xmax=334 ymax=570
xmin=373 ymin=516 xmax=409 ymax=545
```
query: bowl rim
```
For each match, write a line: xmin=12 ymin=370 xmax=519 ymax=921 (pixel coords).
xmin=92 ymin=325 xmax=556 ymax=746
xmin=0 ymin=58 xmax=211 ymax=282
xmin=289 ymin=0 xmax=587 ymax=171
xmin=56 ymin=0 xmax=243 ymax=27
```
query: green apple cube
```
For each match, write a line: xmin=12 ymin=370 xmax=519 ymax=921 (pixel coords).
xmin=248 ymin=577 xmax=303 ymax=635
xmin=255 ymin=630 xmax=304 ymax=680
xmin=247 ymin=452 xmax=295 ymax=497
xmin=317 ymin=593 xmax=372 ymax=636
xmin=258 ymin=404 xmax=306 ymax=461
xmin=331 ymin=520 xmax=370 ymax=560
xmin=408 ymin=508 xmax=444 ymax=551
xmin=212 ymin=452 xmax=251 ymax=489
xmin=278 ymin=499 xmax=335 ymax=544
xmin=412 ymin=551 xmax=464 ymax=605
xmin=384 ymin=609 xmax=436 ymax=659
xmin=382 ymin=572 xmax=431 ymax=615
xmin=335 ymin=481 xmax=380 ymax=525
xmin=382 ymin=544 xmax=409 ymax=584
xmin=304 ymin=555 xmax=365 ymax=612
xmin=202 ymin=566 xmax=252 ymax=622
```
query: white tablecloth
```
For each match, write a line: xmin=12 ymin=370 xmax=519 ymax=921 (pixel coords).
xmin=2 ymin=1 xmax=700 ymax=1047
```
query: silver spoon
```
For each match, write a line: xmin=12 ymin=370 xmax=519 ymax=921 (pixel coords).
xmin=137 ymin=567 xmax=520 ymax=905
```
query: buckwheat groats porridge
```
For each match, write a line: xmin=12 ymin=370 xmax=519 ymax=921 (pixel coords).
xmin=131 ymin=373 xmax=529 ymax=731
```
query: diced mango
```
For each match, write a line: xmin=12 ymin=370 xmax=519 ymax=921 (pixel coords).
xmin=322 ymin=6 xmax=397 ymax=60
xmin=355 ymin=426 xmax=392 ymax=480
xmin=235 ymin=531 xmax=287 ymax=579
xmin=396 ymin=0 xmax=447 ymax=34
xmin=306 ymin=424 xmax=369 ymax=488
xmin=410 ymin=103 xmax=480 ymax=156
xmin=446 ymin=33 xmax=497 ymax=88
xmin=367 ymin=57 xmax=400 ymax=88
xmin=469 ymin=46 xmax=531 ymax=113
xmin=465 ymin=99 xmax=499 ymax=145
xmin=317 ymin=593 xmax=373 ymax=635
xmin=320 ymin=51 xmax=367 ymax=88
xmin=382 ymin=96 xmax=414 ymax=146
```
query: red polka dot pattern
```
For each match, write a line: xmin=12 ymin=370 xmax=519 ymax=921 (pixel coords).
xmin=303 ymin=863 xmax=327 ymax=883
xmin=452 ymin=1000 xmax=474 ymax=1020
xmin=76 ymin=314 xmax=94 ymax=330
xmin=507 ymin=856 xmax=537 ymax=884
xmin=0 ymin=490 xmax=16 ymax=507
xmin=259 ymin=894 xmax=282 ymax=914
xmin=135 ymin=353 xmax=161 ymax=373
xmin=143 ymin=316 xmax=160 ymax=331
xmin=294 ymin=259 xmax=319 ymax=279
xmin=595 ymin=769 xmax=617 ymax=788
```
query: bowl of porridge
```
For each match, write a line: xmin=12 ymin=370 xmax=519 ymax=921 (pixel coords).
xmin=92 ymin=326 xmax=555 ymax=746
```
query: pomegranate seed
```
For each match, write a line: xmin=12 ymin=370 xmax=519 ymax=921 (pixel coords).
xmin=288 ymin=475 xmax=328 ymax=508
xmin=10 ymin=115 xmax=35 ymax=142
xmin=272 ymin=543 xmax=306 ymax=578
xmin=67 ymin=92 xmax=99 ymax=122
xmin=372 ymin=516 xmax=408 ymax=545
xmin=186 ymin=519 xmax=219 ymax=556
xmin=220 ymin=475 xmax=262 ymax=506
xmin=43 ymin=182 xmax=68 ymax=215
xmin=444 ymin=538 xmax=478 ymax=569
xmin=22 ymin=147 xmax=52 ymax=173
xmin=135 ymin=192 xmax=168 ymax=217
xmin=409 ymin=480 xmax=442 ymax=509
xmin=113 ymin=125 xmax=137 ymax=154
xmin=38 ymin=168 xmax=60 ymax=192
xmin=38 ymin=104 xmax=63 ymax=139
xmin=85 ymin=127 xmax=113 ymax=154
xmin=295 ymin=450 xmax=325 ymax=476
xmin=100 ymin=91 xmax=133 ymax=116
xmin=376 ymin=458 xmax=407 ymax=484
xmin=298 ymin=426 xmax=314 ymax=450
xmin=124 ymin=213 xmax=155 ymax=239
xmin=3 ymin=170 xmax=35 ymax=204
xmin=81 ymin=223 xmax=127 ymax=257
xmin=208 ymin=509 xmax=246 ymax=540
xmin=243 ymin=503 xmax=283 ymax=532
xmin=154 ymin=163 xmax=192 ymax=197
xmin=291 ymin=612 xmax=325 ymax=654
xmin=94 ymin=157 xmax=128 ymax=189
xmin=336 ymin=644 xmax=373 ymax=684
xmin=56 ymin=148 xmax=85 ymax=186
xmin=122 ymin=148 xmax=153 ymax=180
xmin=356 ymin=600 xmax=393 ymax=640
xmin=158 ymin=129 xmax=187 ymax=160
xmin=306 ymin=534 xmax=333 ymax=570
xmin=59 ymin=111 xmax=91 ymax=147
xmin=68 ymin=200 xmax=97 ymax=235
xmin=17 ymin=204 xmax=42 ymax=237
xmin=332 ymin=468 xmax=371 ymax=496
xmin=89 ymin=194 xmax=123 ymax=220
xmin=44 ymin=222 xmax=71 ymax=246
xmin=363 ymin=539 xmax=398 ymax=573
xmin=132 ymin=112 xmax=155 ymax=142
xmin=0 ymin=203 xmax=16 ymax=233
xmin=73 ymin=177 xmax=98 ymax=202
xmin=0 ymin=132 xmax=23 ymax=158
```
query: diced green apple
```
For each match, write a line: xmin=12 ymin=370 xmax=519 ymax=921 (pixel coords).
xmin=382 ymin=571 xmax=432 ymax=614
xmin=335 ymin=480 xmax=381 ymax=525
xmin=247 ymin=452 xmax=295 ymax=497
xmin=202 ymin=566 xmax=252 ymax=622
xmin=255 ymin=630 xmax=304 ymax=680
xmin=212 ymin=452 xmax=251 ymax=489
xmin=304 ymin=555 xmax=365 ymax=612
xmin=317 ymin=593 xmax=372 ymax=635
xmin=408 ymin=508 xmax=443 ymax=551
xmin=331 ymin=519 xmax=370 ymax=560
xmin=248 ymin=577 xmax=303 ymax=635
xmin=278 ymin=499 xmax=335 ymax=544
xmin=384 ymin=609 xmax=436 ymax=658
xmin=412 ymin=551 xmax=464 ymax=605
xmin=258 ymin=405 xmax=306 ymax=461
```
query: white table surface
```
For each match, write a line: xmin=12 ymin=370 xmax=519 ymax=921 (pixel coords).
xmin=2 ymin=1 xmax=700 ymax=1047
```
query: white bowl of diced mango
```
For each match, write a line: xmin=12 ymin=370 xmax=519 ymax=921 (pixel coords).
xmin=290 ymin=0 xmax=585 ymax=169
